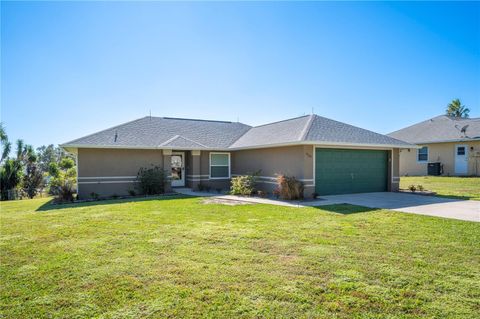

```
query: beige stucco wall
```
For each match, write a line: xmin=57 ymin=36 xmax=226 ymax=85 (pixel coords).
xmin=76 ymin=144 xmax=402 ymax=198
xmin=180 ymin=147 xmax=314 ymax=194
xmin=391 ymin=148 xmax=400 ymax=191
xmin=77 ymin=148 xmax=163 ymax=198
xmin=231 ymin=145 xmax=315 ymax=196
xmin=399 ymin=141 xmax=480 ymax=176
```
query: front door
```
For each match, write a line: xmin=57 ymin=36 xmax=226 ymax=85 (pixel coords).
xmin=454 ymin=145 xmax=468 ymax=175
xmin=171 ymin=152 xmax=185 ymax=187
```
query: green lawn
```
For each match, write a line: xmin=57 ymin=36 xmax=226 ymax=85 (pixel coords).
xmin=1 ymin=197 xmax=479 ymax=318
xmin=400 ymin=176 xmax=480 ymax=200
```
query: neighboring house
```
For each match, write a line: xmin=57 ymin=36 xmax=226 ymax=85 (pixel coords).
xmin=388 ymin=115 xmax=480 ymax=176
xmin=61 ymin=114 xmax=413 ymax=198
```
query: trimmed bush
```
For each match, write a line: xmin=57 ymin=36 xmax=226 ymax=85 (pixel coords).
xmin=230 ymin=174 xmax=257 ymax=195
xmin=276 ymin=175 xmax=304 ymax=200
xmin=137 ymin=166 xmax=166 ymax=195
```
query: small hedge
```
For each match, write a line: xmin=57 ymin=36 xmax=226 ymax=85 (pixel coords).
xmin=137 ymin=166 xmax=166 ymax=195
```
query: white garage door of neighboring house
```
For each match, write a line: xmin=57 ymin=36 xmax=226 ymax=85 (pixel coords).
xmin=455 ymin=145 xmax=468 ymax=175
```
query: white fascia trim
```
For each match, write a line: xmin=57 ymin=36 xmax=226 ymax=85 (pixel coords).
xmin=62 ymin=141 xmax=417 ymax=152
xmin=60 ymin=144 xmax=224 ymax=151
xmin=228 ymin=141 xmax=417 ymax=151
xmin=408 ymin=138 xmax=480 ymax=145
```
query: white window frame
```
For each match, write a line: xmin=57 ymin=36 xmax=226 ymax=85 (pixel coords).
xmin=209 ymin=152 xmax=231 ymax=179
xmin=417 ymin=146 xmax=429 ymax=163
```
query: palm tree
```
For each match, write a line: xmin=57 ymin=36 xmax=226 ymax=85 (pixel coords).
xmin=0 ymin=137 xmax=35 ymax=200
xmin=0 ymin=123 xmax=11 ymax=164
xmin=446 ymin=99 xmax=470 ymax=118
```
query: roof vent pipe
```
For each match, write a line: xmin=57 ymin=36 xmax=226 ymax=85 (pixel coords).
xmin=114 ymin=131 xmax=118 ymax=142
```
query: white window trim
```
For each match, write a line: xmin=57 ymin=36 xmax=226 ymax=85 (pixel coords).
xmin=417 ymin=146 xmax=429 ymax=163
xmin=209 ymin=152 xmax=231 ymax=179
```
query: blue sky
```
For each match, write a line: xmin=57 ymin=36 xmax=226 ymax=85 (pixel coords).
xmin=1 ymin=1 xmax=479 ymax=148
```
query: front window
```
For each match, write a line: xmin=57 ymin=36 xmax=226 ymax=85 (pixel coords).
xmin=457 ymin=147 xmax=465 ymax=156
xmin=417 ymin=146 xmax=428 ymax=162
xmin=210 ymin=153 xmax=230 ymax=179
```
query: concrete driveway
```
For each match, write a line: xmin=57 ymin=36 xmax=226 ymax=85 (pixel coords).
xmin=317 ymin=192 xmax=479 ymax=222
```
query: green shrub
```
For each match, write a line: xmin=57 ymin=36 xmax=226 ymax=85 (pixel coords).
xmin=90 ymin=192 xmax=99 ymax=200
xmin=276 ymin=175 xmax=304 ymax=200
xmin=417 ymin=184 xmax=424 ymax=191
xmin=408 ymin=185 xmax=417 ymax=192
xmin=136 ymin=166 xmax=166 ymax=195
xmin=128 ymin=189 xmax=136 ymax=196
xmin=49 ymin=167 xmax=76 ymax=203
xmin=230 ymin=174 xmax=257 ymax=195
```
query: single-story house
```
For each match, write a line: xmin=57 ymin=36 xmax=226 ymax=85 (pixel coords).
xmin=388 ymin=115 xmax=480 ymax=176
xmin=61 ymin=114 xmax=413 ymax=198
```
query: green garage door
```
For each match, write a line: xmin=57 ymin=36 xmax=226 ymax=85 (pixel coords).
xmin=315 ymin=148 xmax=388 ymax=195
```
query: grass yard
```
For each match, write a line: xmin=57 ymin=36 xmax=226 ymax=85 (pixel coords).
xmin=1 ymin=196 xmax=479 ymax=318
xmin=400 ymin=176 xmax=480 ymax=200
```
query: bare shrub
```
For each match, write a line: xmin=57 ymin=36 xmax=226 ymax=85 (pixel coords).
xmin=276 ymin=175 xmax=304 ymax=200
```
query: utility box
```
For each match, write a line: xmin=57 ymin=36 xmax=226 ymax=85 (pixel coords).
xmin=428 ymin=162 xmax=442 ymax=176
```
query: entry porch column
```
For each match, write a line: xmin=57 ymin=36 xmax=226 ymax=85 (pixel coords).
xmin=190 ymin=150 xmax=201 ymax=190
xmin=162 ymin=149 xmax=172 ymax=193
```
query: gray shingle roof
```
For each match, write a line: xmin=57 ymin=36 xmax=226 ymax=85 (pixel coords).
xmin=62 ymin=114 xmax=414 ymax=150
xmin=304 ymin=115 xmax=412 ymax=146
xmin=229 ymin=116 xmax=311 ymax=148
xmin=63 ymin=117 xmax=251 ymax=149
xmin=388 ymin=115 xmax=480 ymax=144
xmin=229 ymin=115 xmax=412 ymax=148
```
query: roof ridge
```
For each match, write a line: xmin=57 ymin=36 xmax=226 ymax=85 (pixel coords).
xmin=176 ymin=135 xmax=208 ymax=148
xmin=61 ymin=117 xmax=148 ymax=146
xmin=159 ymin=134 xmax=208 ymax=148
xmin=388 ymin=114 xmax=480 ymax=136
xmin=388 ymin=116 xmax=440 ymax=136
xmin=252 ymin=114 xmax=311 ymax=129
xmin=159 ymin=134 xmax=180 ymax=146
xmin=309 ymin=114 xmax=411 ymax=145
xmin=162 ymin=116 xmax=245 ymax=125
xmin=299 ymin=114 xmax=315 ymax=141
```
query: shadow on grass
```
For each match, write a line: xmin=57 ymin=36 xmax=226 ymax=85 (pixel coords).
xmin=36 ymin=194 xmax=196 ymax=212
xmin=432 ymin=194 xmax=479 ymax=201
xmin=314 ymin=204 xmax=378 ymax=215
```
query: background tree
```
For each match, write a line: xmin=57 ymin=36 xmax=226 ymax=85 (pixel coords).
xmin=0 ymin=159 xmax=22 ymax=200
xmin=0 ymin=124 xmax=77 ymax=200
xmin=37 ymin=144 xmax=74 ymax=173
xmin=0 ymin=123 xmax=11 ymax=164
xmin=22 ymin=149 xmax=44 ymax=199
xmin=446 ymin=99 xmax=470 ymax=118
xmin=49 ymin=157 xmax=76 ymax=202
xmin=0 ymin=140 xmax=34 ymax=200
